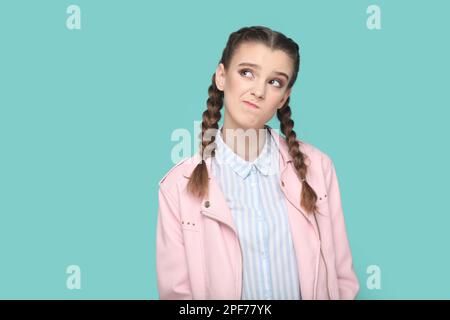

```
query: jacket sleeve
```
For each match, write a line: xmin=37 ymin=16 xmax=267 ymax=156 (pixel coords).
xmin=324 ymin=157 xmax=360 ymax=299
xmin=156 ymin=183 xmax=193 ymax=299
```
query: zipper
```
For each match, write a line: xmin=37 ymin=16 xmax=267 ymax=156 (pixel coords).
xmin=313 ymin=213 xmax=332 ymax=300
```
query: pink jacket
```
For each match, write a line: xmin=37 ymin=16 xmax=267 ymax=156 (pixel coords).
xmin=156 ymin=128 xmax=359 ymax=300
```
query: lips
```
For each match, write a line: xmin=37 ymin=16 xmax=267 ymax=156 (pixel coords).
xmin=243 ymin=100 xmax=259 ymax=109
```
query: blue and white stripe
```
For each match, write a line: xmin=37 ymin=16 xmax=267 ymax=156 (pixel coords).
xmin=211 ymin=126 xmax=301 ymax=300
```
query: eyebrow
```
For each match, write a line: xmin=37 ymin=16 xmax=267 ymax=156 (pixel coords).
xmin=237 ymin=62 xmax=290 ymax=81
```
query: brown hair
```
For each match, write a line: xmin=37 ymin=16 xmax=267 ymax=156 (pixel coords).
xmin=187 ymin=25 xmax=319 ymax=214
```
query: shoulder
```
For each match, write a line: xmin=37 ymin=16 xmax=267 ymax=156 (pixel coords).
xmin=158 ymin=155 xmax=199 ymax=191
xmin=268 ymin=126 xmax=333 ymax=170
xmin=298 ymin=139 xmax=334 ymax=172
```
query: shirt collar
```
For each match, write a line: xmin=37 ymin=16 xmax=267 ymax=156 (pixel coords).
xmin=214 ymin=125 xmax=279 ymax=179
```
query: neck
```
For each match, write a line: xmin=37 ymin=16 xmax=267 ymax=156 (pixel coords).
xmin=220 ymin=125 xmax=267 ymax=162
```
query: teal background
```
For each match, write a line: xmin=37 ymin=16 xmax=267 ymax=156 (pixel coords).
xmin=0 ymin=0 xmax=449 ymax=299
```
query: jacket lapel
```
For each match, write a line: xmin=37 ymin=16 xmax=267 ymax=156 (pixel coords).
xmin=268 ymin=127 xmax=314 ymax=224
xmin=268 ymin=127 xmax=322 ymax=300
xmin=182 ymin=154 xmax=239 ymax=236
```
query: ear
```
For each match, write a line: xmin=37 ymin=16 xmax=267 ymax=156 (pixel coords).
xmin=277 ymin=88 xmax=292 ymax=109
xmin=215 ymin=63 xmax=226 ymax=91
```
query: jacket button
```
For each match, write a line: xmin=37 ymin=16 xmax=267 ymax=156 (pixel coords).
xmin=204 ymin=200 xmax=210 ymax=208
xmin=281 ymin=181 xmax=285 ymax=187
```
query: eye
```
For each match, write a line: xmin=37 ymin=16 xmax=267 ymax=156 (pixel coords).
xmin=239 ymin=69 xmax=284 ymax=88
xmin=270 ymin=79 xmax=283 ymax=88
xmin=239 ymin=69 xmax=254 ymax=78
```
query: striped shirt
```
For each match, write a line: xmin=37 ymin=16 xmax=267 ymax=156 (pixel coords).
xmin=211 ymin=126 xmax=301 ymax=300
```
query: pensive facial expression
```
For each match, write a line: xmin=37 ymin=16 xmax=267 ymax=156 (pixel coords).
xmin=215 ymin=41 xmax=293 ymax=131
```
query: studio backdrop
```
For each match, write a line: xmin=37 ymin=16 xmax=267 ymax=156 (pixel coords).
xmin=0 ymin=0 xmax=449 ymax=299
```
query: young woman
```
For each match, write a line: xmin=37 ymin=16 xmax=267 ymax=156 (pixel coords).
xmin=156 ymin=26 xmax=359 ymax=300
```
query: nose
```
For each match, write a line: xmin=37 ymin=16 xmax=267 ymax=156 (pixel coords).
xmin=251 ymin=80 xmax=265 ymax=99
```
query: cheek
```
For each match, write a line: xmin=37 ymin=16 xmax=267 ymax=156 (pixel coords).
xmin=224 ymin=76 xmax=248 ymax=106
xmin=262 ymin=94 xmax=284 ymax=118
xmin=261 ymin=106 xmax=279 ymax=121
xmin=227 ymin=74 xmax=248 ymax=95
xmin=268 ymin=91 xmax=287 ymax=106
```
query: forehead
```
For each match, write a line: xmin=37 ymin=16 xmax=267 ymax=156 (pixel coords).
xmin=230 ymin=42 xmax=293 ymax=75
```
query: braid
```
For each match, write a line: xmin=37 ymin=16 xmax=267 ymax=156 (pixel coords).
xmin=277 ymin=98 xmax=318 ymax=214
xmin=186 ymin=73 xmax=223 ymax=198
xmin=188 ymin=25 xmax=302 ymax=200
